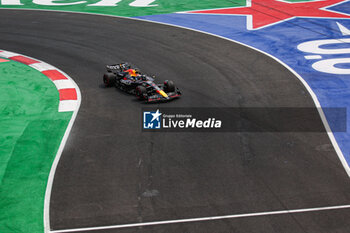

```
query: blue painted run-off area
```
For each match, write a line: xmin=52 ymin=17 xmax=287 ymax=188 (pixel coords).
xmin=136 ymin=1 xmax=350 ymax=167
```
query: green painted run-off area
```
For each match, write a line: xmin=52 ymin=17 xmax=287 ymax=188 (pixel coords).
xmin=0 ymin=59 xmax=71 ymax=233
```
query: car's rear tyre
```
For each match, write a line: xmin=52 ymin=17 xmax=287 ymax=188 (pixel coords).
xmin=164 ymin=80 xmax=175 ymax=92
xmin=136 ymin=85 xmax=147 ymax=100
xmin=103 ymin=73 xmax=116 ymax=87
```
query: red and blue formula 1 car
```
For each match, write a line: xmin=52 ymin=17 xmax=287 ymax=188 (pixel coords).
xmin=103 ymin=63 xmax=181 ymax=102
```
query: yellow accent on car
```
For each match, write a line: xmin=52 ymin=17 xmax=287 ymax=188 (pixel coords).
xmin=158 ymin=90 xmax=168 ymax=98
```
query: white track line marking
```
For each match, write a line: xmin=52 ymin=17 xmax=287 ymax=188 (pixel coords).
xmin=44 ymin=68 xmax=81 ymax=232
xmin=51 ymin=204 xmax=350 ymax=232
xmin=305 ymin=55 xmax=322 ymax=60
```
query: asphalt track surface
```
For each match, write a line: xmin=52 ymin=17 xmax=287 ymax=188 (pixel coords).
xmin=2 ymin=9 xmax=350 ymax=233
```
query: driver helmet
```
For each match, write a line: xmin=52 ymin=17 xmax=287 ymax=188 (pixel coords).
xmin=127 ymin=69 xmax=138 ymax=77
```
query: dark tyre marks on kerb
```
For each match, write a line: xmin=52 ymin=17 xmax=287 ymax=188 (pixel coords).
xmin=1 ymin=10 xmax=350 ymax=233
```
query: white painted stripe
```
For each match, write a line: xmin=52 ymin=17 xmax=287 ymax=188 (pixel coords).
xmin=0 ymin=0 xmax=24 ymax=5
xmin=129 ymin=0 xmax=158 ymax=7
xmin=30 ymin=62 xmax=56 ymax=72
xmin=53 ymin=80 xmax=75 ymax=90
xmin=59 ymin=100 xmax=79 ymax=112
xmin=305 ymin=55 xmax=322 ymax=60
xmin=336 ymin=22 xmax=350 ymax=36
xmin=50 ymin=204 xmax=350 ymax=232
xmin=0 ymin=50 xmax=20 ymax=58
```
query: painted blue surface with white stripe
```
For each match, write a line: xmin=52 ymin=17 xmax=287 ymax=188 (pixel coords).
xmin=136 ymin=3 xmax=350 ymax=167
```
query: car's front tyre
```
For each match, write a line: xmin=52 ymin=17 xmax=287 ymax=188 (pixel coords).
xmin=103 ymin=73 xmax=116 ymax=87
xmin=164 ymin=80 xmax=175 ymax=92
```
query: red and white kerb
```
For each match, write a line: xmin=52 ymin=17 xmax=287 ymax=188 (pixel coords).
xmin=0 ymin=50 xmax=79 ymax=112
